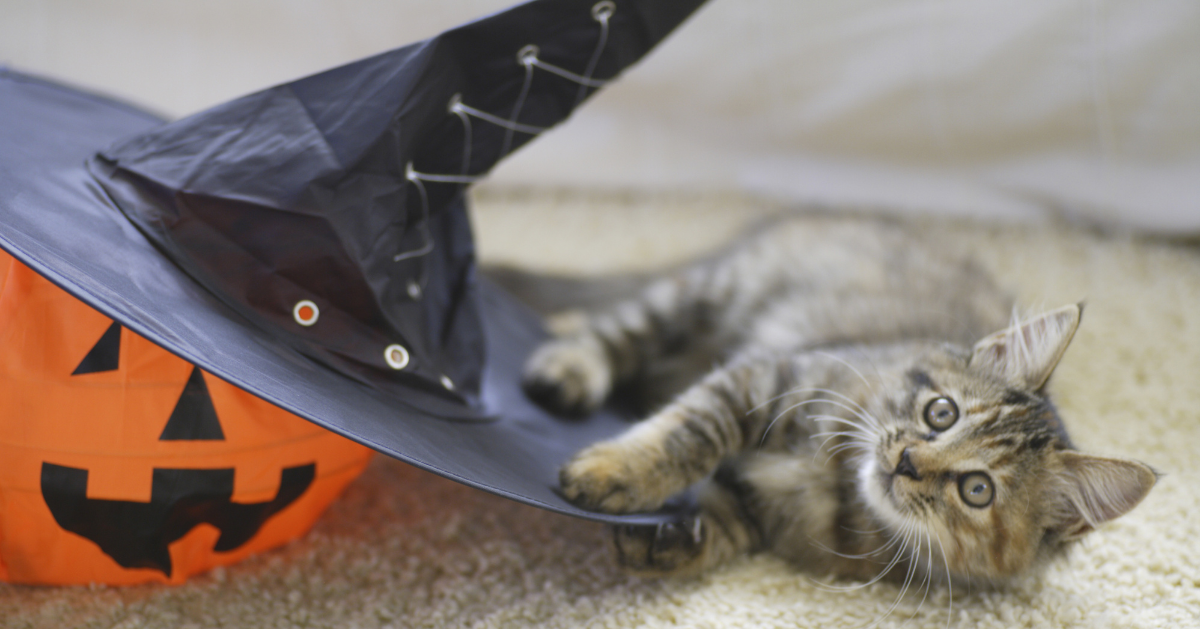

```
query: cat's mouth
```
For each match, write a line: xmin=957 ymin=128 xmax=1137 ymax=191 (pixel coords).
xmin=882 ymin=470 xmax=904 ymax=502
xmin=873 ymin=464 xmax=903 ymax=504
xmin=878 ymin=466 xmax=921 ymax=514
xmin=859 ymin=455 xmax=920 ymax=528
xmin=874 ymin=451 xmax=901 ymax=492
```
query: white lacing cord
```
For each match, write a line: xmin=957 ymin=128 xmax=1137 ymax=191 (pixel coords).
xmin=501 ymin=46 xmax=538 ymax=156
xmin=448 ymin=93 xmax=473 ymax=177
xmin=453 ymin=95 xmax=548 ymax=136
xmin=392 ymin=163 xmax=439 ymax=265
xmin=529 ymin=47 xmax=610 ymax=89
xmin=397 ymin=0 xmax=617 ymax=269
xmin=576 ymin=0 xmax=615 ymax=104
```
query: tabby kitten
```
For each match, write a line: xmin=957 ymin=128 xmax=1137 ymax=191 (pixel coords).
xmin=521 ymin=215 xmax=1156 ymax=585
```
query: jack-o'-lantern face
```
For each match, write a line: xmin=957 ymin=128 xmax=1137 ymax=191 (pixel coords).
xmin=0 ymin=252 xmax=373 ymax=585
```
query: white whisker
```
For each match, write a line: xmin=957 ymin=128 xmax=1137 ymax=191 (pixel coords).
xmin=813 ymin=350 xmax=873 ymax=390
xmin=746 ymin=388 xmax=801 ymax=414
xmin=827 ymin=442 xmax=874 ymax=458
xmin=830 ymin=519 xmax=914 ymax=629
xmin=867 ymin=521 xmax=922 ymax=629
xmin=806 ymin=415 xmax=883 ymax=439
xmin=806 ymin=522 xmax=908 ymax=561
xmin=789 ymin=386 xmax=875 ymax=421
xmin=806 ymin=398 xmax=884 ymax=433
xmin=755 ymin=397 xmax=815 ymax=446
xmin=804 ymin=416 xmax=878 ymax=464
xmin=751 ymin=386 xmax=884 ymax=448
xmin=757 ymin=413 xmax=788 ymax=448
xmin=813 ymin=518 xmax=914 ymax=594
xmin=810 ymin=429 xmax=868 ymax=439
xmin=827 ymin=439 xmax=875 ymax=454
xmin=795 ymin=404 xmax=882 ymax=439
xmin=933 ymin=529 xmax=954 ymax=629
xmin=751 ymin=361 xmax=890 ymax=448
xmin=809 ymin=429 xmax=874 ymax=453
xmin=843 ymin=523 xmax=892 ymax=535
xmin=907 ymin=530 xmax=935 ymax=627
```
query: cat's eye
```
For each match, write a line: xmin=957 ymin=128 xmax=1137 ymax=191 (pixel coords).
xmin=924 ymin=397 xmax=959 ymax=430
xmin=958 ymin=472 xmax=995 ymax=508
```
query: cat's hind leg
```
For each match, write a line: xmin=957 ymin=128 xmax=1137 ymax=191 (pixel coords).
xmin=612 ymin=474 xmax=763 ymax=576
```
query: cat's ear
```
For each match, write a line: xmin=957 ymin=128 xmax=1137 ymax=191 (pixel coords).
xmin=1049 ymin=451 xmax=1157 ymax=540
xmin=969 ymin=304 xmax=1082 ymax=390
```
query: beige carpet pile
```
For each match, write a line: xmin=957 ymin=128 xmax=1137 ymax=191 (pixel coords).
xmin=2 ymin=189 xmax=1197 ymax=628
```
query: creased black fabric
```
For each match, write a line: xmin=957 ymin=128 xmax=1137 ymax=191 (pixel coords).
xmin=91 ymin=0 xmax=706 ymax=418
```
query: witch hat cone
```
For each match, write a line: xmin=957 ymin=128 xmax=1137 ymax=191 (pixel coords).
xmin=0 ymin=0 xmax=707 ymax=523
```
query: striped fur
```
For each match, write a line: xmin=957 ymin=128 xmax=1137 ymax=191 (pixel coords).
xmin=524 ymin=215 xmax=1156 ymax=585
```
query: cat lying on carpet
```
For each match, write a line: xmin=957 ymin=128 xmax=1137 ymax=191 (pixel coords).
xmin=519 ymin=215 xmax=1156 ymax=587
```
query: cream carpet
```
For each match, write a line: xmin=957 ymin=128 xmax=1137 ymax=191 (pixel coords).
xmin=2 ymin=189 xmax=1197 ymax=628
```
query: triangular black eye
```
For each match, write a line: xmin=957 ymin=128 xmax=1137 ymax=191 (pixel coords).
xmin=159 ymin=366 xmax=225 ymax=441
xmin=72 ymin=322 xmax=121 ymax=375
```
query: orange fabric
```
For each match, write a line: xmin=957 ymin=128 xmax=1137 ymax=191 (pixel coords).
xmin=0 ymin=252 xmax=373 ymax=585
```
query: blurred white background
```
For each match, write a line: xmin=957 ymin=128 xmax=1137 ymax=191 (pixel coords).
xmin=3 ymin=0 xmax=1198 ymax=232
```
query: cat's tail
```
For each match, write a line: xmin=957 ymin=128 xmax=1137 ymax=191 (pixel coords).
xmin=480 ymin=264 xmax=654 ymax=316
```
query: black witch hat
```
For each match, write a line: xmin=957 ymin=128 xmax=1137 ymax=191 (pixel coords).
xmin=0 ymin=0 xmax=706 ymax=523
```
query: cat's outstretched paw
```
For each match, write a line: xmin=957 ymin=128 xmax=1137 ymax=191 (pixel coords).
xmin=613 ymin=518 xmax=708 ymax=576
xmin=559 ymin=440 xmax=670 ymax=513
xmin=522 ymin=335 xmax=613 ymax=416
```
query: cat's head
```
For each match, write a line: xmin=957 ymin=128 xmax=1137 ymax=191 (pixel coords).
xmin=857 ymin=304 xmax=1156 ymax=583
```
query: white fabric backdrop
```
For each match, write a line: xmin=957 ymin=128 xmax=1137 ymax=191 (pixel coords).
xmin=4 ymin=0 xmax=1198 ymax=232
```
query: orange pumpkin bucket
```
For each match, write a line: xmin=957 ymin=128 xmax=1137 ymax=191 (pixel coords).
xmin=0 ymin=251 xmax=373 ymax=585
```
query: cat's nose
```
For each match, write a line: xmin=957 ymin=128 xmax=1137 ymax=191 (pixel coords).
xmin=894 ymin=448 xmax=921 ymax=480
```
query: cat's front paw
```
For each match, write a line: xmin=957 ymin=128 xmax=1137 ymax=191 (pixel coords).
xmin=560 ymin=440 xmax=667 ymax=513
xmin=613 ymin=518 xmax=708 ymax=576
xmin=522 ymin=334 xmax=613 ymax=416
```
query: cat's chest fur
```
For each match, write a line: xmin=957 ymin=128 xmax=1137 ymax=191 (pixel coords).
xmin=726 ymin=344 xmax=939 ymax=581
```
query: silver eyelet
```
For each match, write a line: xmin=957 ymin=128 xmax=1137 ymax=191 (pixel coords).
xmin=592 ymin=1 xmax=615 ymax=22
xmin=517 ymin=45 xmax=539 ymax=66
xmin=440 ymin=375 xmax=455 ymax=391
xmin=384 ymin=344 xmax=410 ymax=370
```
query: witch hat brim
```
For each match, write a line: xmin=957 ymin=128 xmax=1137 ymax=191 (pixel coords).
xmin=0 ymin=0 xmax=705 ymax=524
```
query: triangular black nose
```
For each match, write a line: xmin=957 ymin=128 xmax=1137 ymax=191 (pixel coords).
xmin=895 ymin=448 xmax=921 ymax=480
